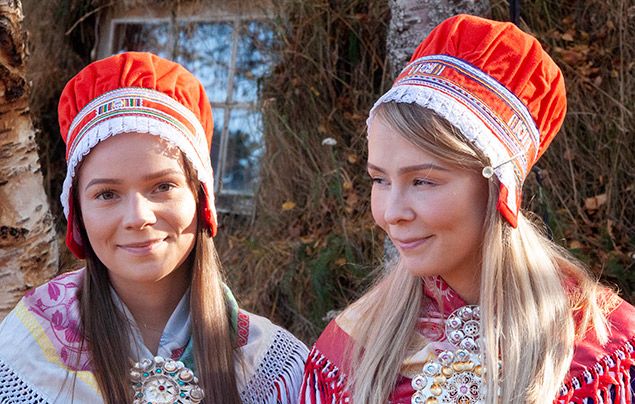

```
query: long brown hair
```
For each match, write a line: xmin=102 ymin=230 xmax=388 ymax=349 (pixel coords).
xmin=73 ymin=152 xmax=241 ymax=403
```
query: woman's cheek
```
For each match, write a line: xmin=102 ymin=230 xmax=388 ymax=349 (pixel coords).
xmin=370 ymin=192 xmax=386 ymax=229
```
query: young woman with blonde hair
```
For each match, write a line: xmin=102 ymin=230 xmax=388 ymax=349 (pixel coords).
xmin=301 ymin=14 xmax=635 ymax=403
xmin=0 ymin=52 xmax=307 ymax=403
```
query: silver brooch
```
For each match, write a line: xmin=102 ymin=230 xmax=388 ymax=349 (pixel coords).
xmin=411 ymin=305 xmax=486 ymax=404
xmin=130 ymin=356 xmax=205 ymax=404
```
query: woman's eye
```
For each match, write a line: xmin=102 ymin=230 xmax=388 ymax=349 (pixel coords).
xmin=156 ymin=183 xmax=176 ymax=192
xmin=370 ymin=177 xmax=386 ymax=185
xmin=413 ymin=178 xmax=435 ymax=186
xmin=96 ymin=190 xmax=116 ymax=200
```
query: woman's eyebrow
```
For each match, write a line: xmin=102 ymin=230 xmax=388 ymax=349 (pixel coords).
xmin=141 ymin=169 xmax=183 ymax=181
xmin=84 ymin=169 xmax=183 ymax=191
xmin=398 ymin=163 xmax=448 ymax=174
xmin=366 ymin=162 xmax=448 ymax=174
xmin=366 ymin=163 xmax=385 ymax=172
xmin=84 ymin=178 xmax=123 ymax=191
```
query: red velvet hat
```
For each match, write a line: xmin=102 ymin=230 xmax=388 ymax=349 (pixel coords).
xmin=58 ymin=52 xmax=217 ymax=258
xmin=368 ymin=14 xmax=566 ymax=227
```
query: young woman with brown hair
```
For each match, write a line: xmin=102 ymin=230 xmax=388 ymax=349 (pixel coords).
xmin=0 ymin=51 xmax=307 ymax=403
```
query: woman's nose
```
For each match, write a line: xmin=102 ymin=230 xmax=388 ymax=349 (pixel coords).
xmin=383 ymin=189 xmax=416 ymax=225
xmin=122 ymin=193 xmax=157 ymax=229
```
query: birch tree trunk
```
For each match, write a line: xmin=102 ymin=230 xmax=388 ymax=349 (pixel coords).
xmin=383 ymin=0 xmax=490 ymax=262
xmin=0 ymin=0 xmax=57 ymax=319
xmin=387 ymin=0 xmax=490 ymax=73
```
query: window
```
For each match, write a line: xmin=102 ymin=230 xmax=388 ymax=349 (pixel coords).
xmin=98 ymin=4 xmax=274 ymax=214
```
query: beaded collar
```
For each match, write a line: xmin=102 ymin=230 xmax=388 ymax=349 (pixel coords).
xmin=409 ymin=277 xmax=487 ymax=404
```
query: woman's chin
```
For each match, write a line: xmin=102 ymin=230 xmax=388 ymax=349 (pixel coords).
xmin=400 ymin=260 xmax=438 ymax=279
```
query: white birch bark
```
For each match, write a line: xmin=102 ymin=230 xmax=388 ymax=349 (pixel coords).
xmin=387 ymin=0 xmax=490 ymax=73
xmin=0 ymin=0 xmax=58 ymax=319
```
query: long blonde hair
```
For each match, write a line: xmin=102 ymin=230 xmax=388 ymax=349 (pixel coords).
xmin=346 ymin=102 xmax=611 ymax=403
xmin=73 ymin=155 xmax=241 ymax=403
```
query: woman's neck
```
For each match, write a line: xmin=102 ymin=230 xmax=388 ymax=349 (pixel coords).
xmin=111 ymin=268 xmax=190 ymax=354
xmin=441 ymin=271 xmax=481 ymax=305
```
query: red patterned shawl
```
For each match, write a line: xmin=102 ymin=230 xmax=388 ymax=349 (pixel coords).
xmin=300 ymin=277 xmax=635 ymax=403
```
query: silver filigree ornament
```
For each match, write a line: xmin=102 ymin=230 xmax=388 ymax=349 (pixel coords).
xmin=411 ymin=305 xmax=487 ymax=404
xmin=130 ymin=356 xmax=205 ymax=404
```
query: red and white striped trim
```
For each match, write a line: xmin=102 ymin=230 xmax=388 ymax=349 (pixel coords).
xmin=60 ymin=87 xmax=215 ymax=224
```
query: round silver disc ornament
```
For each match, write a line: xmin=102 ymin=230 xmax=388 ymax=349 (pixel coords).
xmin=131 ymin=356 xmax=205 ymax=404
xmin=411 ymin=305 xmax=486 ymax=404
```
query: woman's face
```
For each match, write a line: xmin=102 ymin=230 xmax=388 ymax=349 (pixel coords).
xmin=77 ymin=133 xmax=197 ymax=291
xmin=367 ymin=116 xmax=489 ymax=301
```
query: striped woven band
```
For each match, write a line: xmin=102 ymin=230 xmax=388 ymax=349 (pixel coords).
xmin=61 ymin=87 xmax=215 ymax=220
xmin=368 ymin=55 xmax=541 ymax=225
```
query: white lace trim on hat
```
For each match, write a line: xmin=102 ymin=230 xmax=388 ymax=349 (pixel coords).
xmin=60 ymin=114 xmax=215 ymax=219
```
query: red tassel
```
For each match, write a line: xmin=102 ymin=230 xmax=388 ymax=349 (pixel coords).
xmin=300 ymin=347 xmax=351 ymax=404
xmin=556 ymin=337 xmax=635 ymax=403
xmin=305 ymin=336 xmax=635 ymax=404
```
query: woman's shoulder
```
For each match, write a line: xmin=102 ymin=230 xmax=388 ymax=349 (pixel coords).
xmin=236 ymin=309 xmax=309 ymax=404
xmin=568 ymin=291 xmax=635 ymax=373
xmin=237 ymin=309 xmax=308 ymax=355
xmin=22 ymin=268 xmax=84 ymax=307
xmin=0 ymin=268 xmax=99 ymax=402
xmin=558 ymin=295 xmax=635 ymax=402
xmin=10 ymin=268 xmax=85 ymax=346
xmin=0 ymin=268 xmax=85 ymax=346
xmin=301 ymin=318 xmax=354 ymax=404
xmin=312 ymin=317 xmax=353 ymax=365
xmin=306 ymin=303 xmax=365 ymax=375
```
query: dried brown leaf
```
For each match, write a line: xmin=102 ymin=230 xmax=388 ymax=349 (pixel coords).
xmin=584 ymin=193 xmax=607 ymax=211
xmin=282 ymin=201 xmax=296 ymax=211
xmin=569 ymin=240 xmax=584 ymax=249
xmin=562 ymin=29 xmax=575 ymax=41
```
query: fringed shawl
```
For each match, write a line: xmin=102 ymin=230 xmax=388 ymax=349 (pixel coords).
xmin=0 ymin=269 xmax=308 ymax=403
xmin=300 ymin=277 xmax=635 ymax=404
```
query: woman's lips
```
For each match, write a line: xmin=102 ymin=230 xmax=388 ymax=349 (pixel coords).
xmin=392 ymin=236 xmax=431 ymax=251
xmin=117 ymin=239 xmax=164 ymax=255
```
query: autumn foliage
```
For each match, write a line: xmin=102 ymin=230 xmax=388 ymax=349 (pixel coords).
xmin=492 ymin=1 xmax=635 ymax=305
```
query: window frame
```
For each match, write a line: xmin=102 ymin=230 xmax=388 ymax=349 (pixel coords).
xmin=96 ymin=3 xmax=273 ymax=215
